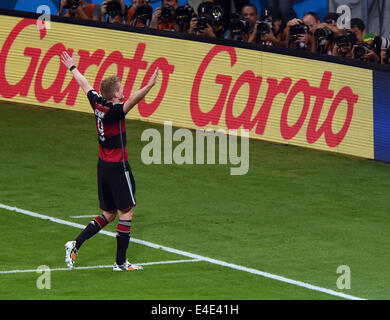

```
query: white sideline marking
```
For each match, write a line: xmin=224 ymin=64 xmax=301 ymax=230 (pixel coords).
xmin=0 ymin=203 xmax=366 ymax=300
xmin=0 ymin=259 xmax=202 ymax=274
xmin=70 ymin=215 xmax=97 ymax=218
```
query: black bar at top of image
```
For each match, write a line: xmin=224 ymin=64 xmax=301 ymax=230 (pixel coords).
xmin=1 ymin=7 xmax=390 ymax=73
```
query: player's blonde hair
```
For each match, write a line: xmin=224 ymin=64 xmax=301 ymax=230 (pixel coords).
xmin=100 ymin=75 xmax=121 ymax=100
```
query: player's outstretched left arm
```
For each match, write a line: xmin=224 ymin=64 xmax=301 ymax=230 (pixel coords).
xmin=61 ymin=51 xmax=93 ymax=95
xmin=123 ymin=68 xmax=159 ymax=114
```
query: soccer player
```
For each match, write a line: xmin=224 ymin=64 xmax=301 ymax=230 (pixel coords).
xmin=60 ymin=51 xmax=159 ymax=271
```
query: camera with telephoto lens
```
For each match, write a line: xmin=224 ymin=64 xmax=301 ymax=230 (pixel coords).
xmin=314 ymin=28 xmax=333 ymax=43
xmin=353 ymin=33 xmax=387 ymax=60
xmin=289 ymin=23 xmax=309 ymax=42
xmin=314 ymin=27 xmax=333 ymax=53
xmin=372 ymin=35 xmax=390 ymax=56
xmin=255 ymin=9 xmax=273 ymax=40
xmin=335 ymin=32 xmax=357 ymax=48
xmin=196 ymin=15 xmax=212 ymax=30
xmin=196 ymin=1 xmax=224 ymax=32
xmin=353 ymin=33 xmax=380 ymax=60
xmin=105 ymin=1 xmax=122 ymax=18
xmin=175 ymin=4 xmax=194 ymax=25
xmin=385 ymin=48 xmax=390 ymax=58
xmin=257 ymin=20 xmax=272 ymax=36
xmin=353 ymin=43 xmax=372 ymax=60
xmin=255 ymin=20 xmax=273 ymax=44
xmin=161 ymin=5 xmax=175 ymax=21
xmin=383 ymin=47 xmax=390 ymax=64
xmin=64 ymin=0 xmax=81 ymax=10
xmin=229 ymin=13 xmax=250 ymax=35
xmin=134 ymin=4 xmax=153 ymax=25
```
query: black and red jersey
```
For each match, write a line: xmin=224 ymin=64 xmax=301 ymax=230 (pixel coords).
xmin=87 ymin=89 xmax=128 ymax=163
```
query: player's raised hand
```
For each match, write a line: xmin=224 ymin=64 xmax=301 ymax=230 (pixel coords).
xmin=148 ymin=68 xmax=159 ymax=88
xmin=124 ymin=68 xmax=160 ymax=113
xmin=61 ymin=51 xmax=92 ymax=94
xmin=60 ymin=51 xmax=76 ymax=69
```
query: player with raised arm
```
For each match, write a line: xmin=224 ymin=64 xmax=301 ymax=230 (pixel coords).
xmin=61 ymin=51 xmax=159 ymax=271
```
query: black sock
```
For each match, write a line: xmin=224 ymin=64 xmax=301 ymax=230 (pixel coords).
xmin=75 ymin=214 xmax=108 ymax=250
xmin=116 ymin=220 xmax=131 ymax=265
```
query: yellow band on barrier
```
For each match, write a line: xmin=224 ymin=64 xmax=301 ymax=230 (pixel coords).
xmin=0 ymin=15 xmax=374 ymax=159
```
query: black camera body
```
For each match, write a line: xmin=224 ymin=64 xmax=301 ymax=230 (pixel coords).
xmin=257 ymin=8 xmax=274 ymax=36
xmin=105 ymin=1 xmax=122 ymax=18
xmin=385 ymin=48 xmax=390 ymax=58
xmin=196 ymin=15 xmax=212 ymax=30
xmin=254 ymin=20 xmax=273 ymax=44
xmin=315 ymin=28 xmax=333 ymax=43
xmin=257 ymin=20 xmax=272 ymax=35
xmin=196 ymin=1 xmax=225 ymax=33
xmin=289 ymin=23 xmax=309 ymax=42
xmin=335 ymin=32 xmax=357 ymax=48
xmin=175 ymin=4 xmax=195 ymax=26
xmin=353 ymin=35 xmax=384 ymax=60
xmin=229 ymin=13 xmax=250 ymax=35
xmin=64 ymin=0 xmax=81 ymax=10
xmin=134 ymin=5 xmax=153 ymax=25
xmin=161 ymin=5 xmax=175 ymax=21
xmin=314 ymin=27 xmax=334 ymax=53
xmin=353 ymin=43 xmax=371 ymax=60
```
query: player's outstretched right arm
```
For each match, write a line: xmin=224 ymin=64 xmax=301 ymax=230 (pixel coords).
xmin=61 ymin=51 xmax=93 ymax=95
xmin=123 ymin=68 xmax=159 ymax=114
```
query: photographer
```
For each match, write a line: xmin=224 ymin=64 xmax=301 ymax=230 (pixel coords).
xmin=126 ymin=0 xmax=153 ymax=27
xmin=312 ymin=12 xmax=344 ymax=55
xmin=228 ymin=4 xmax=257 ymax=42
xmin=188 ymin=16 xmax=216 ymax=37
xmin=101 ymin=0 xmax=125 ymax=23
xmin=302 ymin=12 xmax=320 ymax=36
xmin=285 ymin=18 xmax=311 ymax=51
xmin=248 ymin=7 xmax=284 ymax=46
xmin=188 ymin=1 xmax=228 ymax=39
xmin=332 ymin=31 xmax=357 ymax=59
xmin=348 ymin=18 xmax=381 ymax=63
xmin=150 ymin=0 xmax=180 ymax=32
xmin=58 ymin=0 xmax=101 ymax=21
xmin=380 ymin=48 xmax=390 ymax=65
xmin=174 ymin=4 xmax=196 ymax=33
xmin=284 ymin=12 xmax=323 ymax=51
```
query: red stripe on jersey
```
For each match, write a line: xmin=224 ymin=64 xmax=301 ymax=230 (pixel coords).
xmin=99 ymin=119 xmax=126 ymax=137
xmin=99 ymin=145 xmax=128 ymax=163
xmin=94 ymin=102 xmax=110 ymax=114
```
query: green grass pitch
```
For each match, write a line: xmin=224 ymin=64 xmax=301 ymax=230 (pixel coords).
xmin=0 ymin=101 xmax=389 ymax=300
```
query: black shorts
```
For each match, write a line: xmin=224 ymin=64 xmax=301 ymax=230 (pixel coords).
xmin=97 ymin=159 xmax=136 ymax=212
